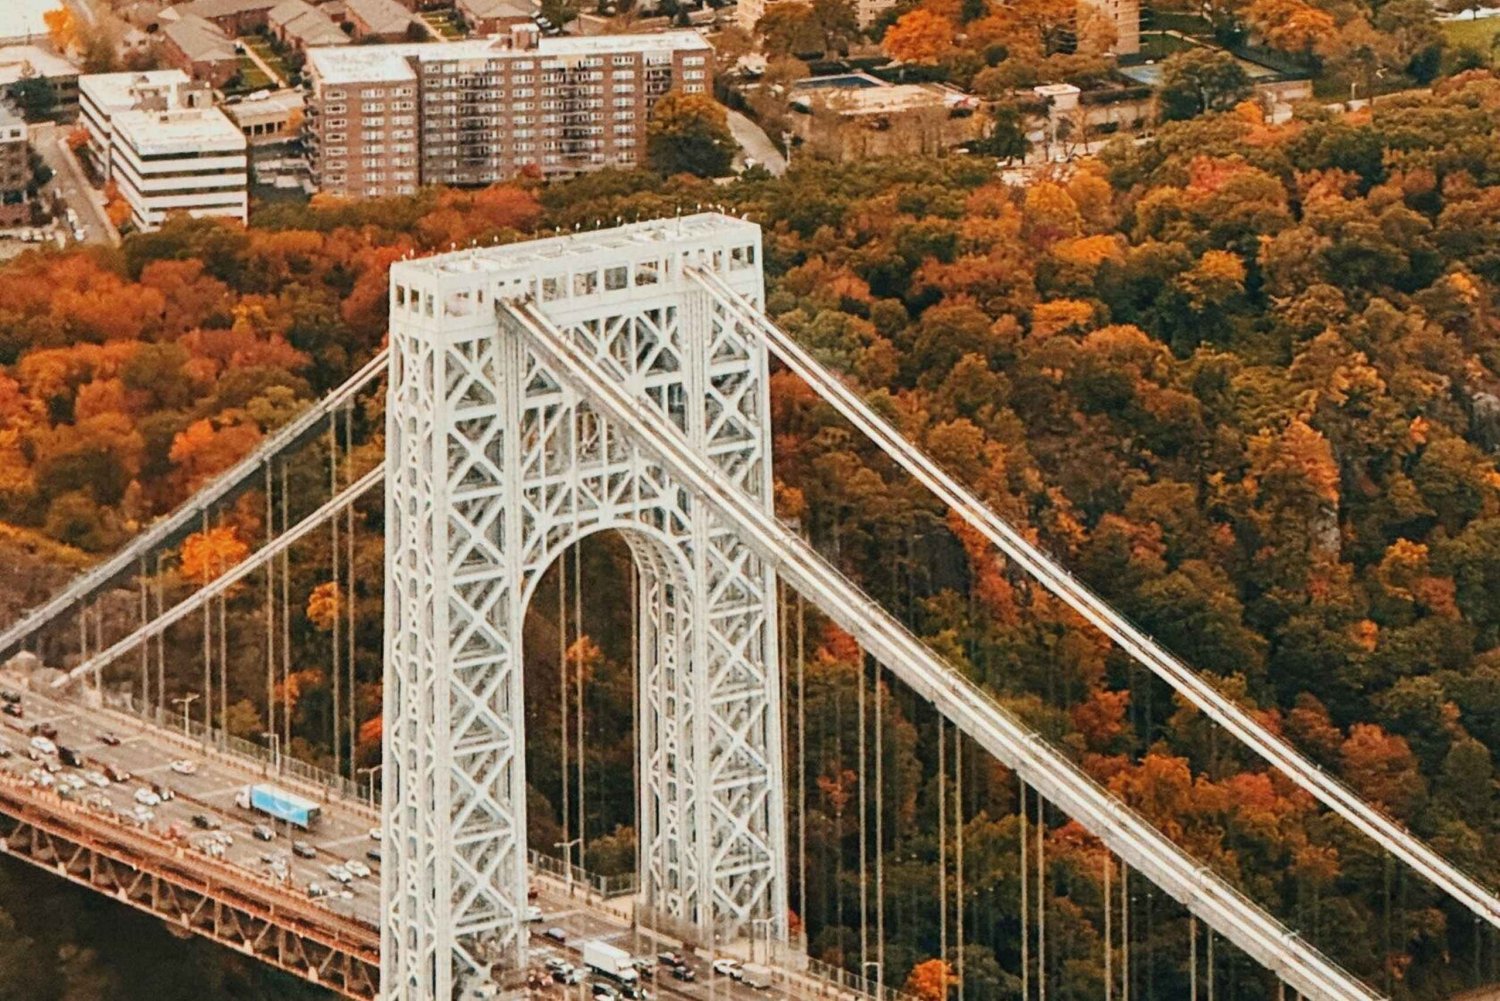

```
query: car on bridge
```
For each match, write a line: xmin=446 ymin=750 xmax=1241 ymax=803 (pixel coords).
xmin=134 ymin=788 xmax=161 ymax=807
xmin=29 ymin=736 xmax=55 ymax=756
xmin=325 ymin=864 xmax=352 ymax=884
xmin=170 ymin=759 xmax=197 ymax=775
xmin=293 ymin=840 xmax=316 ymax=859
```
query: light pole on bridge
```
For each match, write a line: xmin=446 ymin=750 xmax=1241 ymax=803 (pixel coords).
xmin=172 ymin=693 xmax=198 ymax=739
xmin=357 ymin=764 xmax=381 ymax=809
xmin=555 ymin=837 xmax=582 ymax=898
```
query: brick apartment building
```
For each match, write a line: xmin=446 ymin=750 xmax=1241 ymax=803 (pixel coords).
xmin=304 ymin=24 xmax=713 ymax=198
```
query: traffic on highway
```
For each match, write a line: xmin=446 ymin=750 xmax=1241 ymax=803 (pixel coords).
xmin=0 ymin=678 xmax=383 ymax=923
xmin=0 ymin=676 xmax=799 ymax=1001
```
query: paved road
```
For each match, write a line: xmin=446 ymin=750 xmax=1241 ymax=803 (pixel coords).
xmin=0 ymin=676 xmax=381 ymax=923
xmin=31 ymin=122 xmax=117 ymax=246
xmin=726 ymin=110 xmax=786 ymax=176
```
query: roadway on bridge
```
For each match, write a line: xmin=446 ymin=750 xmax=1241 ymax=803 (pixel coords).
xmin=0 ymin=676 xmax=383 ymax=924
xmin=0 ymin=676 xmax=811 ymax=1001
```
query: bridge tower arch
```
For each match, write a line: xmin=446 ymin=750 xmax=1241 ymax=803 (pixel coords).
xmin=383 ymin=216 xmax=787 ymax=1000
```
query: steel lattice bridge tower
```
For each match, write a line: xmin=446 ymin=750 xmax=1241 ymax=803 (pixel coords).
xmin=383 ymin=216 xmax=787 ymax=998
xmin=10 ymin=215 xmax=1500 ymax=1001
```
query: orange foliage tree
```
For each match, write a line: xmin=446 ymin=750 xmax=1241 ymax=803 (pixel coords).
xmin=180 ymin=526 xmax=250 ymax=585
xmin=882 ymin=9 xmax=953 ymax=64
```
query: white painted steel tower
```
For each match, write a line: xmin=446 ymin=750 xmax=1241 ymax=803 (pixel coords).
xmin=382 ymin=216 xmax=788 ymax=999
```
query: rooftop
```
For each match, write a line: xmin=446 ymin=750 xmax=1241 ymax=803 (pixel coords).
xmin=162 ymin=13 xmax=237 ymax=62
xmin=0 ymin=102 xmax=25 ymax=129
xmin=0 ymin=44 xmax=79 ymax=87
xmin=457 ymin=0 xmax=536 ymax=19
xmin=172 ymin=0 xmax=280 ymax=18
xmin=0 ymin=0 xmax=63 ymax=44
xmin=113 ymin=105 xmax=247 ymax=153
xmin=307 ymin=28 xmax=710 ymax=83
xmin=395 ymin=212 xmax=758 ymax=282
xmin=79 ymin=68 xmax=193 ymax=108
xmin=344 ymin=0 xmax=415 ymax=35
xmin=792 ymin=72 xmax=977 ymax=115
xmin=224 ymin=86 xmax=304 ymax=119
xmin=270 ymin=0 xmax=349 ymax=46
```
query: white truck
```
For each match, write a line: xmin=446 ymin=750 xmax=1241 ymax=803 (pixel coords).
xmin=741 ymin=964 xmax=773 ymax=990
xmin=582 ymin=941 xmax=639 ymax=984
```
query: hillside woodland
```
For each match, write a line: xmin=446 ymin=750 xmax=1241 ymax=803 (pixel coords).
xmin=4 ymin=76 xmax=1500 ymax=999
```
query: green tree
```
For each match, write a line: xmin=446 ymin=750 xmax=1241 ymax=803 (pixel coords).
xmin=1157 ymin=49 xmax=1253 ymax=121
xmin=6 ymin=77 xmax=55 ymax=121
xmin=646 ymin=90 xmax=736 ymax=178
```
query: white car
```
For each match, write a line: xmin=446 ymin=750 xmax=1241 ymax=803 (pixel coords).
xmin=27 ymin=768 xmax=53 ymax=788
xmin=62 ymin=774 xmax=86 ymax=791
xmin=130 ymin=805 xmax=154 ymax=824
xmin=325 ymin=864 xmax=352 ymax=884
xmin=344 ymin=859 xmax=371 ymax=879
xmin=29 ymin=736 xmax=55 ymax=756
xmin=134 ymin=788 xmax=161 ymax=807
xmin=368 ymin=827 xmax=382 ymax=841
xmin=82 ymin=771 xmax=109 ymax=788
xmin=526 ymin=904 xmax=543 ymax=922
xmin=712 ymin=959 xmax=742 ymax=979
xmin=170 ymin=759 xmax=197 ymax=775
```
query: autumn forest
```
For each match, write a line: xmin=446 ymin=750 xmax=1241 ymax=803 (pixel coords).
xmin=3 ymin=73 xmax=1500 ymax=1001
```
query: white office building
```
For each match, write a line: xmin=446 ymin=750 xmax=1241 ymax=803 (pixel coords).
xmin=78 ymin=69 xmax=211 ymax=178
xmin=110 ymin=106 xmax=248 ymax=232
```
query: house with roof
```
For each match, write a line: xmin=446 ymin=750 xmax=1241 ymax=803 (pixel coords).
xmin=341 ymin=0 xmax=417 ymax=41
xmin=455 ymin=0 xmax=534 ymax=35
xmin=161 ymin=13 xmax=239 ymax=87
xmin=269 ymin=0 xmax=349 ymax=50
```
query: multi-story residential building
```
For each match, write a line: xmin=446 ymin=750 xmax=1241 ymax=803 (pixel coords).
xmin=0 ymin=102 xmax=32 ymax=226
xmin=304 ymin=25 xmax=713 ymax=198
xmin=109 ymin=106 xmax=248 ymax=232
xmin=79 ymin=69 xmax=212 ymax=178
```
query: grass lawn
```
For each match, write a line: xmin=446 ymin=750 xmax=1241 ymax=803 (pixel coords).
xmin=244 ymin=37 xmax=292 ymax=84
xmin=1442 ymin=16 xmax=1500 ymax=62
xmin=1136 ymin=31 xmax=1197 ymax=60
xmin=224 ymin=56 xmax=274 ymax=95
xmin=420 ymin=11 xmax=467 ymax=37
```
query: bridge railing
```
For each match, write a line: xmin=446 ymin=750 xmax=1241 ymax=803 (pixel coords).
xmin=802 ymin=957 xmax=921 ymax=1001
xmin=104 ymin=691 xmax=370 ymax=805
xmin=528 ymin=847 xmax=638 ymax=899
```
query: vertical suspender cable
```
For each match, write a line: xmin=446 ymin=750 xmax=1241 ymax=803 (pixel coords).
xmin=346 ymin=404 xmax=357 ymax=773
xmin=1104 ymin=852 xmax=1112 ymax=1001
xmin=875 ymin=662 xmax=886 ymax=999
xmin=797 ymin=591 xmax=807 ymax=937
xmin=560 ymin=552 xmax=570 ymax=860
xmin=202 ymin=509 xmax=211 ymax=731
xmin=574 ymin=545 xmax=585 ymax=868
xmin=1206 ymin=925 xmax=1213 ymax=1001
xmin=938 ymin=715 xmax=948 ymax=1000
xmin=858 ymin=653 xmax=868 ymax=980
xmin=265 ymin=463 xmax=275 ymax=750
xmin=1190 ymin=914 xmax=1197 ymax=1001
xmin=138 ymin=558 xmax=148 ymax=707
xmin=280 ymin=460 xmax=291 ymax=755
xmin=955 ymin=731 xmax=964 ymax=1001
xmin=218 ymin=566 xmax=227 ymax=732
xmin=330 ymin=410 xmax=342 ymax=776
xmin=1121 ymin=861 xmax=1130 ymax=1001
xmin=1020 ymin=781 xmax=1029 ymax=1001
xmin=155 ymin=553 xmax=165 ymax=709
xmin=1037 ymin=791 xmax=1046 ymax=1001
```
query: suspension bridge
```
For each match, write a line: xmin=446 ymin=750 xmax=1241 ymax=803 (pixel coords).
xmin=0 ymin=214 xmax=1496 ymax=1001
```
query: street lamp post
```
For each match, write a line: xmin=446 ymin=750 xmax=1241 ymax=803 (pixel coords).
xmin=172 ymin=693 xmax=199 ymax=738
xmin=556 ymin=837 xmax=582 ymax=897
xmin=357 ymin=764 xmax=382 ymax=809
xmin=781 ymin=131 xmax=793 ymax=170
